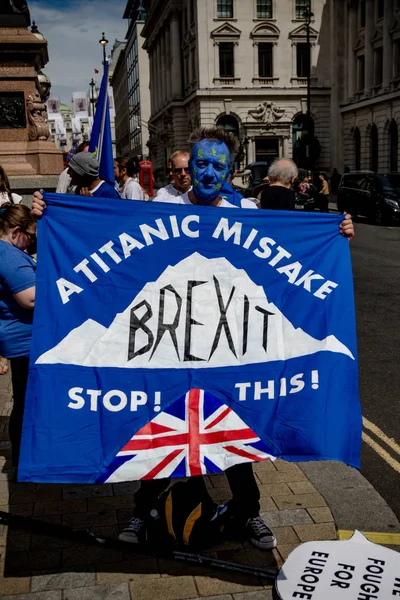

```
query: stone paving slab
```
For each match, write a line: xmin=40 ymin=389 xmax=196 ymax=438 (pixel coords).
xmin=0 ymin=367 xmax=339 ymax=599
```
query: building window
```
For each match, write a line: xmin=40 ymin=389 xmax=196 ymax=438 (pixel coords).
xmin=217 ymin=0 xmax=233 ymax=18
xmin=295 ymin=0 xmax=311 ymax=19
xmin=374 ymin=47 xmax=383 ymax=86
xmin=219 ymin=42 xmax=234 ymax=77
xmin=296 ymin=43 xmax=309 ymax=77
xmin=357 ymin=55 xmax=365 ymax=91
xmin=370 ymin=124 xmax=379 ymax=172
xmin=389 ymin=120 xmax=398 ymax=172
xmin=257 ymin=0 xmax=273 ymax=19
xmin=377 ymin=0 xmax=384 ymax=18
xmin=360 ymin=0 xmax=366 ymax=27
xmin=258 ymin=42 xmax=273 ymax=77
xmin=354 ymin=128 xmax=361 ymax=170
xmin=394 ymin=40 xmax=400 ymax=79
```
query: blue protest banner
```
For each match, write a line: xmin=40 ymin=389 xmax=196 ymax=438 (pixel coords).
xmin=19 ymin=193 xmax=361 ymax=483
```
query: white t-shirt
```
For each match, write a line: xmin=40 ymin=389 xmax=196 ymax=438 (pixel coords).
xmin=56 ymin=168 xmax=72 ymax=194
xmin=120 ymin=178 xmax=148 ymax=201
xmin=0 ymin=191 xmax=22 ymax=206
xmin=155 ymin=184 xmax=192 ymax=203
xmin=155 ymin=191 xmax=258 ymax=209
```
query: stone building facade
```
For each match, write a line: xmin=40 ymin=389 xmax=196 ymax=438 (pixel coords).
xmin=111 ymin=42 xmax=130 ymax=157
xmin=338 ymin=0 xmax=400 ymax=173
xmin=119 ymin=0 xmax=151 ymax=159
xmin=142 ymin=0 xmax=335 ymax=181
xmin=139 ymin=0 xmax=399 ymax=181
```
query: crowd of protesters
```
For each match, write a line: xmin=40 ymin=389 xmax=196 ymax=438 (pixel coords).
xmin=0 ymin=129 xmax=354 ymax=550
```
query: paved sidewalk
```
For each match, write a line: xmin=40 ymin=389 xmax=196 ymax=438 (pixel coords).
xmin=0 ymin=370 xmax=337 ymax=600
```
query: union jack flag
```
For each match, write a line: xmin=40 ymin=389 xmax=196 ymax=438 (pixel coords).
xmin=98 ymin=389 xmax=275 ymax=483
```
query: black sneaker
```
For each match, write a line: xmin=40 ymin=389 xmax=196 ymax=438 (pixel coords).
xmin=246 ymin=516 xmax=276 ymax=550
xmin=118 ymin=516 xmax=146 ymax=544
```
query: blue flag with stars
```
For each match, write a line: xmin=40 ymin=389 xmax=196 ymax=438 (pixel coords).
xmin=88 ymin=61 xmax=114 ymax=185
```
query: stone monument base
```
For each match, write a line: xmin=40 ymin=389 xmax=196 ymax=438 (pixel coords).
xmin=9 ymin=174 xmax=60 ymax=207
xmin=0 ymin=141 xmax=62 ymax=175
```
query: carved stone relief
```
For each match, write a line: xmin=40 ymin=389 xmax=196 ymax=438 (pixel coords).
xmin=26 ymin=92 xmax=50 ymax=140
xmin=248 ymin=101 xmax=286 ymax=123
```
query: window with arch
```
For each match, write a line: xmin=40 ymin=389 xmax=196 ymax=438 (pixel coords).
xmin=217 ymin=114 xmax=240 ymax=137
xmin=251 ymin=23 xmax=279 ymax=81
xmin=389 ymin=120 xmax=398 ymax=172
xmin=217 ymin=0 xmax=233 ymax=18
xmin=370 ymin=124 xmax=379 ymax=172
xmin=216 ymin=114 xmax=240 ymax=168
xmin=354 ymin=127 xmax=361 ymax=170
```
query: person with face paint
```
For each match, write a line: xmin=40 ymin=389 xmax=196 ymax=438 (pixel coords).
xmin=155 ymin=132 xmax=257 ymax=209
xmin=155 ymin=150 xmax=192 ymax=202
xmin=118 ymin=128 xmax=277 ymax=551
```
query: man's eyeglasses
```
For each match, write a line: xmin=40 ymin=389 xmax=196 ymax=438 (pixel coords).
xmin=22 ymin=229 xmax=36 ymax=243
xmin=173 ymin=167 xmax=189 ymax=175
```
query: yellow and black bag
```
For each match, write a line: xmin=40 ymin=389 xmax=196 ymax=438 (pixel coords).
xmin=153 ymin=480 xmax=226 ymax=548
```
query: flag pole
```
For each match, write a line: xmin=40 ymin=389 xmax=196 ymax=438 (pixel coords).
xmin=97 ymin=60 xmax=109 ymax=165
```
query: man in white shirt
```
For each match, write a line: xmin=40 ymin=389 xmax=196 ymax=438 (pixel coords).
xmin=56 ymin=142 xmax=89 ymax=194
xmin=155 ymin=150 xmax=191 ymax=202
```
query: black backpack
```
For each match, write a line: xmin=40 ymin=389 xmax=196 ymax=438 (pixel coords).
xmin=148 ymin=480 xmax=227 ymax=548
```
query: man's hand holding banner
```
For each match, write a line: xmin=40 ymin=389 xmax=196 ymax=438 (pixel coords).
xmin=19 ymin=194 xmax=361 ymax=483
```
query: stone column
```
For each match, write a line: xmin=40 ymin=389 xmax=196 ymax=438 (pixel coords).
xmin=150 ymin=49 xmax=155 ymax=114
xmin=283 ymin=136 xmax=289 ymax=157
xmin=156 ymin=41 xmax=162 ymax=110
xmin=364 ymin=0 xmax=374 ymax=94
xmin=347 ymin=1 xmax=357 ymax=98
xmin=170 ymin=13 xmax=182 ymax=98
xmin=160 ymin=30 xmax=166 ymax=106
xmin=247 ymin=138 xmax=255 ymax=164
xmin=165 ymin=22 xmax=172 ymax=101
xmin=382 ymin=0 xmax=394 ymax=89
xmin=153 ymin=43 xmax=158 ymax=112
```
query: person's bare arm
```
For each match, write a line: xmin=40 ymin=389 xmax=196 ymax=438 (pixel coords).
xmin=14 ymin=286 xmax=35 ymax=309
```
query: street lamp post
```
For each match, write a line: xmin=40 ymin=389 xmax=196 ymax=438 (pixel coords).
xmin=303 ymin=5 xmax=314 ymax=119
xmin=99 ymin=32 xmax=108 ymax=70
xmin=89 ymin=78 xmax=96 ymax=116
xmin=303 ymin=4 xmax=314 ymax=170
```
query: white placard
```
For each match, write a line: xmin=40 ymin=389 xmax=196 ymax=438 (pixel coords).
xmin=47 ymin=96 xmax=61 ymax=120
xmin=73 ymin=92 xmax=88 ymax=117
xmin=276 ymin=531 xmax=400 ymax=600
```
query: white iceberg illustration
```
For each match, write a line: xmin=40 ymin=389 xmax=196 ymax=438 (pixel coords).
xmin=36 ymin=253 xmax=354 ymax=368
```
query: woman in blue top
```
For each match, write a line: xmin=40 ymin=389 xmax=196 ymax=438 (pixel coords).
xmin=0 ymin=203 xmax=36 ymax=471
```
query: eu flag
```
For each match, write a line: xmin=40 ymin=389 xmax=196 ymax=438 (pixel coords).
xmin=88 ymin=61 xmax=114 ymax=185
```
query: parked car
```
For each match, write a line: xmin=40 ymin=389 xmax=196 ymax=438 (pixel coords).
xmin=293 ymin=176 xmax=319 ymax=211
xmin=337 ymin=171 xmax=400 ymax=225
xmin=294 ymin=192 xmax=316 ymax=211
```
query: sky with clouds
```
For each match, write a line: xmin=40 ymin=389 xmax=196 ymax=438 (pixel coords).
xmin=29 ymin=0 xmax=127 ymax=105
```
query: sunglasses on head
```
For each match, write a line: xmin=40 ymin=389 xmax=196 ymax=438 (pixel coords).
xmin=173 ymin=167 xmax=189 ymax=175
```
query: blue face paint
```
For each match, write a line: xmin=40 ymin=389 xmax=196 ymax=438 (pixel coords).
xmin=189 ymin=140 xmax=231 ymax=204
